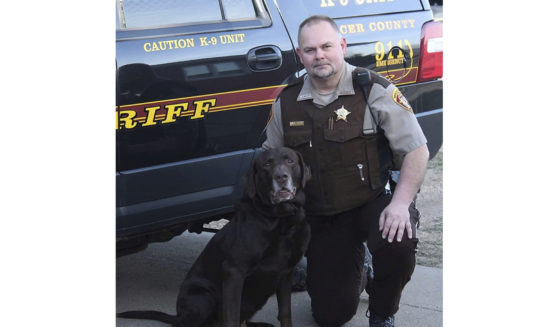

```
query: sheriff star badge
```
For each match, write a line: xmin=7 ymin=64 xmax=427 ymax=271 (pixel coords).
xmin=334 ymin=106 xmax=351 ymax=122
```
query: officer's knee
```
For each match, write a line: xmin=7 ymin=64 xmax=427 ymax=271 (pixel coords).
xmin=367 ymin=238 xmax=418 ymax=278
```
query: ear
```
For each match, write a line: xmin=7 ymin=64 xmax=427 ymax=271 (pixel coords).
xmin=340 ymin=37 xmax=348 ymax=55
xmin=297 ymin=151 xmax=311 ymax=188
xmin=296 ymin=47 xmax=303 ymax=62
xmin=242 ymin=160 xmax=257 ymax=199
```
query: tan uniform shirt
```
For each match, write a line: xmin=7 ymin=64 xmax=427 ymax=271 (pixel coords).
xmin=263 ymin=63 xmax=427 ymax=157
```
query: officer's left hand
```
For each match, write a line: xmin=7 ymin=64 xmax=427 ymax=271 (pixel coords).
xmin=379 ymin=201 xmax=413 ymax=243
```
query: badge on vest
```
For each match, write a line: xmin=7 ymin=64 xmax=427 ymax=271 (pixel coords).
xmin=289 ymin=121 xmax=305 ymax=127
xmin=392 ymin=88 xmax=413 ymax=113
xmin=334 ymin=106 xmax=351 ymax=122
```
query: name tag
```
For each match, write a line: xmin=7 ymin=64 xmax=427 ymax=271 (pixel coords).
xmin=289 ymin=121 xmax=304 ymax=127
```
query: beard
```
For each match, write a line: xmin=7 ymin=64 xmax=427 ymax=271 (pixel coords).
xmin=310 ymin=62 xmax=336 ymax=79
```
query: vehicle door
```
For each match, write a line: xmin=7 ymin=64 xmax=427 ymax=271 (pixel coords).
xmin=116 ymin=0 xmax=298 ymax=235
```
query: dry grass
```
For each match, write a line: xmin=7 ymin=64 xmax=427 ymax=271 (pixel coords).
xmin=415 ymin=149 xmax=443 ymax=268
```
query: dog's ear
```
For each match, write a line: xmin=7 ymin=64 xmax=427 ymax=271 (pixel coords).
xmin=242 ymin=160 xmax=257 ymax=199
xmin=296 ymin=150 xmax=311 ymax=188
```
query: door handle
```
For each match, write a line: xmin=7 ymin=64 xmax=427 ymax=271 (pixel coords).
xmin=247 ymin=46 xmax=282 ymax=71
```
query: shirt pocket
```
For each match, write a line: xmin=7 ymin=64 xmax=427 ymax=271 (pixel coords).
xmin=323 ymin=122 xmax=361 ymax=143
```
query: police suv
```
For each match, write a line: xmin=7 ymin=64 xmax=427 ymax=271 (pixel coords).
xmin=116 ymin=0 xmax=443 ymax=255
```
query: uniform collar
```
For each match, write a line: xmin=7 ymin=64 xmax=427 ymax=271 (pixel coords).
xmin=296 ymin=63 xmax=356 ymax=103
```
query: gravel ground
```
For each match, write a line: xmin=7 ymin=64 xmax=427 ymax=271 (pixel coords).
xmin=415 ymin=149 xmax=443 ymax=268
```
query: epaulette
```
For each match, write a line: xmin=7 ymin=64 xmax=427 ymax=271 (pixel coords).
xmin=371 ymin=70 xmax=392 ymax=89
xmin=352 ymin=67 xmax=391 ymax=89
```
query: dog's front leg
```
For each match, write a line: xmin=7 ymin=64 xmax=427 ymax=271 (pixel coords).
xmin=276 ymin=272 xmax=293 ymax=327
xmin=222 ymin=261 xmax=245 ymax=327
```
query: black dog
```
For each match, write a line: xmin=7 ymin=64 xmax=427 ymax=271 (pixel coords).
xmin=118 ymin=147 xmax=311 ymax=327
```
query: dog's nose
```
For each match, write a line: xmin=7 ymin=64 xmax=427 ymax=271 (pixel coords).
xmin=274 ymin=171 xmax=289 ymax=184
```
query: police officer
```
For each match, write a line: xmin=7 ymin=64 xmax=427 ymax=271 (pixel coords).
xmin=262 ymin=15 xmax=429 ymax=327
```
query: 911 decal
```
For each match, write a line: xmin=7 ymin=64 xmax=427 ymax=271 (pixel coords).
xmin=374 ymin=39 xmax=412 ymax=66
xmin=375 ymin=39 xmax=416 ymax=85
xmin=116 ymin=85 xmax=285 ymax=130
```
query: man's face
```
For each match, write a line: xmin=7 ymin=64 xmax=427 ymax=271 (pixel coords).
xmin=296 ymin=20 xmax=347 ymax=81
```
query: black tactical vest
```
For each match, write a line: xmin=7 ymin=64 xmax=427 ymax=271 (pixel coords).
xmin=280 ymin=69 xmax=393 ymax=216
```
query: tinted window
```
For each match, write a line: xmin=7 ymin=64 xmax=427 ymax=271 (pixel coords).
xmin=117 ymin=0 xmax=258 ymax=30
xmin=222 ymin=0 xmax=257 ymax=20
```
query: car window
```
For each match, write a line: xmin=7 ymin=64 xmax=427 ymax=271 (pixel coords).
xmin=222 ymin=0 xmax=257 ymax=20
xmin=117 ymin=0 xmax=257 ymax=30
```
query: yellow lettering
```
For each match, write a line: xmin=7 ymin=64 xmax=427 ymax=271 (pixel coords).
xmin=200 ymin=37 xmax=210 ymax=46
xmin=192 ymin=99 xmax=216 ymax=119
xmin=369 ymin=20 xmax=416 ymax=33
xmin=162 ymin=103 xmax=188 ymax=123
xmin=237 ymin=33 xmax=245 ymax=43
xmin=142 ymin=106 xmax=161 ymax=127
xmin=143 ymin=43 xmax=151 ymax=52
xmin=340 ymin=24 xmax=365 ymax=35
xmin=375 ymin=41 xmax=385 ymax=61
xmin=357 ymin=24 xmax=365 ymax=33
xmin=118 ymin=110 xmax=138 ymax=129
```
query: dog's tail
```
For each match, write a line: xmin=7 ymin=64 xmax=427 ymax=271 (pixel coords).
xmin=117 ymin=310 xmax=178 ymax=325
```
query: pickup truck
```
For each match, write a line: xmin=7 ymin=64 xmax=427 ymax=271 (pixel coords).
xmin=116 ymin=0 xmax=443 ymax=256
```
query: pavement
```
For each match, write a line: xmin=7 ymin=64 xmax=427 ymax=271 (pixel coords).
xmin=252 ymin=265 xmax=442 ymax=327
xmin=117 ymin=232 xmax=442 ymax=326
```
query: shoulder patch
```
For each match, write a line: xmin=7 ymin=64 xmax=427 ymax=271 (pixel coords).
xmin=392 ymin=88 xmax=413 ymax=113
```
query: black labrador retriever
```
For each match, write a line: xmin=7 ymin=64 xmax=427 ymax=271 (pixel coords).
xmin=118 ymin=147 xmax=311 ymax=327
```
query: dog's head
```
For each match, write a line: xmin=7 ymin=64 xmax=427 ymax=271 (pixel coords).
xmin=243 ymin=147 xmax=311 ymax=206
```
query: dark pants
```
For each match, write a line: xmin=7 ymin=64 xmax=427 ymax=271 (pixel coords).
xmin=306 ymin=193 xmax=419 ymax=327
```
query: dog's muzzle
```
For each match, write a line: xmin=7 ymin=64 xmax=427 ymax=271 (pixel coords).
xmin=271 ymin=167 xmax=296 ymax=204
xmin=271 ymin=186 xmax=296 ymax=204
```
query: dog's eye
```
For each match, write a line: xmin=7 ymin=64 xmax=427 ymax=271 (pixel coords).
xmin=286 ymin=158 xmax=294 ymax=164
